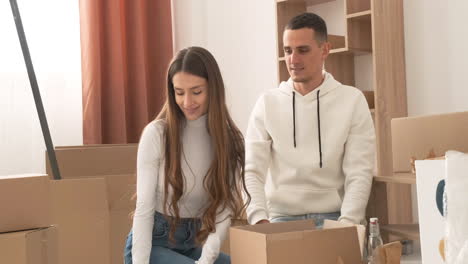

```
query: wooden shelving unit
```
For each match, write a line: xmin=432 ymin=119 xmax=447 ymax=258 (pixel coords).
xmin=347 ymin=10 xmax=372 ymax=20
xmin=381 ymin=224 xmax=420 ymax=241
xmin=275 ymin=0 xmax=412 ymax=244
xmin=374 ymin=173 xmax=416 ymax=185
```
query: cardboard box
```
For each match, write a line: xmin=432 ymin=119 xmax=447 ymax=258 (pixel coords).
xmin=52 ymin=174 xmax=135 ymax=264
xmin=46 ymin=144 xmax=137 ymax=178
xmin=47 ymin=145 xmax=137 ymax=263
xmin=229 ymin=220 xmax=362 ymax=264
xmin=104 ymin=174 xmax=136 ymax=264
xmin=50 ymin=178 xmax=111 ymax=264
xmin=0 ymin=226 xmax=58 ymax=264
xmin=220 ymin=219 xmax=248 ymax=255
xmin=391 ymin=111 xmax=468 ymax=172
xmin=0 ymin=174 xmax=50 ymax=233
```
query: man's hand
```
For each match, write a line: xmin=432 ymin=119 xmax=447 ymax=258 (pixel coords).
xmin=256 ymin=219 xmax=270 ymax=224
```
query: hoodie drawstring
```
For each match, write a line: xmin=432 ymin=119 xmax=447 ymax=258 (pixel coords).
xmin=317 ymin=90 xmax=323 ymax=168
xmin=291 ymin=89 xmax=323 ymax=168
xmin=292 ymin=91 xmax=296 ymax=148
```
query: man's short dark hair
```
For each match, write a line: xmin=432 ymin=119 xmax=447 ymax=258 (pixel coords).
xmin=285 ymin=13 xmax=328 ymax=43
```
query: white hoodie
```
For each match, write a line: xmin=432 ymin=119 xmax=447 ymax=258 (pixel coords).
xmin=245 ymin=72 xmax=375 ymax=225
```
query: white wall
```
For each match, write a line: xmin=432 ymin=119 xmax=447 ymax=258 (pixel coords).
xmin=0 ymin=0 xmax=82 ymax=176
xmin=404 ymin=0 xmax=468 ymax=116
xmin=172 ymin=0 xmax=278 ymax=133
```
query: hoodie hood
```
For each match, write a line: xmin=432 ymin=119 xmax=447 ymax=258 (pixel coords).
xmin=278 ymin=71 xmax=341 ymax=100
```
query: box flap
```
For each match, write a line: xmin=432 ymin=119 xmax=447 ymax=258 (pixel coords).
xmin=323 ymin=220 xmax=366 ymax=258
xmin=232 ymin=220 xmax=315 ymax=235
xmin=46 ymin=145 xmax=137 ymax=178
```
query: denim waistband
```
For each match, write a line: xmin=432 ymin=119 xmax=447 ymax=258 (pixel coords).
xmin=155 ymin=211 xmax=201 ymax=225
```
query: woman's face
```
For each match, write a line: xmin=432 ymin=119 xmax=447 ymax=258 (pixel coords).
xmin=172 ymin=72 xmax=209 ymax=121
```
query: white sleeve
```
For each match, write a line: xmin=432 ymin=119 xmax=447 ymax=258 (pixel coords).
xmin=131 ymin=122 xmax=163 ymax=264
xmin=339 ymin=94 xmax=376 ymax=224
xmin=196 ymin=209 xmax=232 ymax=264
xmin=244 ymin=95 xmax=272 ymax=224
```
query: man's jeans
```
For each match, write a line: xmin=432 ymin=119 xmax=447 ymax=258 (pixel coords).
xmin=270 ymin=212 xmax=341 ymax=229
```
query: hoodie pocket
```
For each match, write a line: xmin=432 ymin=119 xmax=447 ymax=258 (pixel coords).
xmin=267 ymin=187 xmax=342 ymax=216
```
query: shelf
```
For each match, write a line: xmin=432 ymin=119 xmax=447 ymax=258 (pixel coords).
xmin=346 ymin=10 xmax=371 ymax=22
xmin=329 ymin=47 xmax=371 ymax=55
xmin=328 ymin=35 xmax=346 ymax=50
xmin=381 ymin=224 xmax=420 ymax=241
xmin=374 ymin=172 xmax=416 ymax=185
xmin=346 ymin=0 xmax=371 ymax=15
xmin=362 ymin=90 xmax=374 ymax=108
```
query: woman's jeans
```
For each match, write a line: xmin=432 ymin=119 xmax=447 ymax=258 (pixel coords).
xmin=124 ymin=212 xmax=230 ymax=264
xmin=270 ymin=212 xmax=341 ymax=229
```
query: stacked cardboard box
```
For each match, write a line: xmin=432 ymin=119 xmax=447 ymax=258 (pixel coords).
xmin=48 ymin=143 xmax=250 ymax=261
xmin=46 ymin=144 xmax=137 ymax=264
xmin=0 ymin=227 xmax=58 ymax=264
xmin=0 ymin=174 xmax=57 ymax=264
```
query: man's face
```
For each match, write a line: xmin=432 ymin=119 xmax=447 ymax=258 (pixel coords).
xmin=283 ymin=28 xmax=329 ymax=84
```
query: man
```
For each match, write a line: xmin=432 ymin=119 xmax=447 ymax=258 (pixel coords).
xmin=245 ymin=12 xmax=375 ymax=227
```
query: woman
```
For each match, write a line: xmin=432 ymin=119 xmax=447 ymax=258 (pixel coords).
xmin=124 ymin=46 xmax=249 ymax=264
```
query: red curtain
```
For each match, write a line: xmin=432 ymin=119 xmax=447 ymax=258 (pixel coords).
xmin=79 ymin=0 xmax=173 ymax=143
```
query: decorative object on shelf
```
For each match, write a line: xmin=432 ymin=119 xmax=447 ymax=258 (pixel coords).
xmin=401 ymin=240 xmax=414 ymax=256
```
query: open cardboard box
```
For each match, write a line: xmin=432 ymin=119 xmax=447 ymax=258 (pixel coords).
xmin=229 ymin=219 xmax=365 ymax=264
xmin=46 ymin=145 xmax=137 ymax=264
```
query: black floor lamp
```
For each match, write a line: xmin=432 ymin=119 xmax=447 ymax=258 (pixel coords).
xmin=9 ymin=0 xmax=62 ymax=180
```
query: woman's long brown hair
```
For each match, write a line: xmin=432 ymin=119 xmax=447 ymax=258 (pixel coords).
xmin=157 ymin=46 xmax=250 ymax=243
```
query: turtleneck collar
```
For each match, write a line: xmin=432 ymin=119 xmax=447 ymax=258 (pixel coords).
xmin=185 ymin=114 xmax=208 ymax=128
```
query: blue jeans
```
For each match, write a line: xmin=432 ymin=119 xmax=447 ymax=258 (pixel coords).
xmin=124 ymin=211 xmax=230 ymax=264
xmin=270 ymin=212 xmax=341 ymax=229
